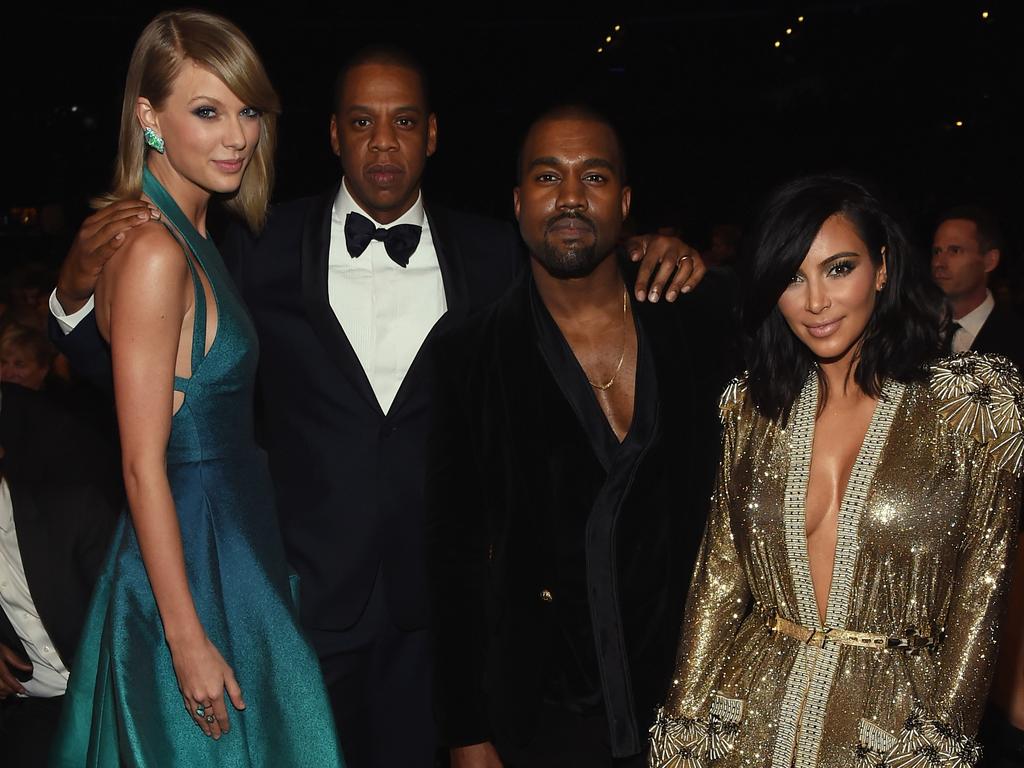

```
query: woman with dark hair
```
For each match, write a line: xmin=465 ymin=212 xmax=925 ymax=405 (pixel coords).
xmin=648 ymin=175 xmax=1021 ymax=768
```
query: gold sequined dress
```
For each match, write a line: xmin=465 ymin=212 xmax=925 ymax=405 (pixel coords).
xmin=649 ymin=353 xmax=1022 ymax=768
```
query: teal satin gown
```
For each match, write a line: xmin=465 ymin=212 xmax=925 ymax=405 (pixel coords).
xmin=51 ymin=168 xmax=344 ymax=767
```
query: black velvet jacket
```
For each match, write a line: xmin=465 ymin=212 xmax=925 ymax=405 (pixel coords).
xmin=426 ymin=268 xmax=739 ymax=757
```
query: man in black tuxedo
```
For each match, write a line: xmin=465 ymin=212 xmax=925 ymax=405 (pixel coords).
xmin=427 ymin=106 xmax=737 ymax=768
xmin=49 ymin=48 xmax=705 ymax=768
xmin=931 ymin=206 xmax=1024 ymax=370
xmin=0 ymin=382 xmax=118 ymax=765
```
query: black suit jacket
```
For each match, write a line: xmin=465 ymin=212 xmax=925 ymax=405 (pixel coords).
xmin=0 ymin=383 xmax=118 ymax=674
xmin=50 ymin=185 xmax=525 ymax=633
xmin=971 ymin=302 xmax=1024 ymax=372
xmin=426 ymin=270 xmax=738 ymax=754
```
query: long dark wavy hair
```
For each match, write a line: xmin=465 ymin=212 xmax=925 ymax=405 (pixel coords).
xmin=743 ymin=174 xmax=946 ymax=422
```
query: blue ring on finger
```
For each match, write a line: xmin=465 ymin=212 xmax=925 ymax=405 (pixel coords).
xmin=195 ymin=705 xmax=205 ymax=718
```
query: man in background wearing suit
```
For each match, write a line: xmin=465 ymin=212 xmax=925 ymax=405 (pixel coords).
xmin=933 ymin=208 xmax=1024 ymax=767
xmin=0 ymin=382 xmax=118 ymax=765
xmin=49 ymin=48 xmax=703 ymax=768
xmin=931 ymin=206 xmax=1024 ymax=370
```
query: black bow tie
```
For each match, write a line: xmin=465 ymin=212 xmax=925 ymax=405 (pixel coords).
xmin=344 ymin=211 xmax=422 ymax=268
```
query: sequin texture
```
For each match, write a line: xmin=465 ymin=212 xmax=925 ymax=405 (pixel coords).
xmin=649 ymin=353 xmax=1021 ymax=768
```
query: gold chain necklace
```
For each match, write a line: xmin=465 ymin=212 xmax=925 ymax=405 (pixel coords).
xmin=586 ymin=287 xmax=629 ymax=391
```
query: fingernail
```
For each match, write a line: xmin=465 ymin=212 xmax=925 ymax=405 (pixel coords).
xmin=650 ymin=290 xmax=660 ymax=302
xmin=137 ymin=212 xmax=148 ymax=219
xmin=681 ymin=285 xmax=692 ymax=294
xmin=631 ymin=251 xmax=641 ymax=261
xmin=151 ymin=210 xmax=161 ymax=219
xmin=636 ymin=289 xmax=646 ymax=301
xmin=115 ymin=232 xmax=125 ymax=240
xmin=667 ymin=290 xmax=678 ymax=301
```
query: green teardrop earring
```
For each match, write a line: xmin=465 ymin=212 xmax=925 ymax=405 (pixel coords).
xmin=143 ymin=127 xmax=165 ymax=154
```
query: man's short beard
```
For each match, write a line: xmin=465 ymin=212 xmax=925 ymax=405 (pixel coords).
xmin=534 ymin=239 xmax=605 ymax=279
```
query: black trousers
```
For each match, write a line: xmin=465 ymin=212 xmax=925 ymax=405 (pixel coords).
xmin=497 ymin=702 xmax=645 ymax=768
xmin=0 ymin=693 xmax=65 ymax=767
xmin=310 ymin=567 xmax=436 ymax=768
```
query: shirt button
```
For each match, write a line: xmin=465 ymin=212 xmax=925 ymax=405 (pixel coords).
xmin=540 ymin=589 xmax=554 ymax=603
xmin=44 ymin=645 xmax=52 ymax=653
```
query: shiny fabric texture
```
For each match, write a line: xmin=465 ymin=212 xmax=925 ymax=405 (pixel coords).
xmin=51 ymin=169 xmax=344 ymax=767
xmin=650 ymin=353 xmax=1021 ymax=768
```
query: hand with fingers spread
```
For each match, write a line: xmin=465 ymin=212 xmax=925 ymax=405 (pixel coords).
xmin=626 ymin=234 xmax=706 ymax=303
xmin=56 ymin=200 xmax=160 ymax=313
xmin=170 ymin=632 xmax=245 ymax=739
xmin=0 ymin=642 xmax=32 ymax=700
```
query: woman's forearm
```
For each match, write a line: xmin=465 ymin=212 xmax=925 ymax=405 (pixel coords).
xmin=122 ymin=459 xmax=204 ymax=648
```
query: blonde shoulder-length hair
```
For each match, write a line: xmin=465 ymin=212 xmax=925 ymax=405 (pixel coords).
xmin=100 ymin=10 xmax=280 ymax=232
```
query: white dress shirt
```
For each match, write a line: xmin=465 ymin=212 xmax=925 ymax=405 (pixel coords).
xmin=328 ymin=179 xmax=447 ymax=414
xmin=0 ymin=478 xmax=69 ymax=698
xmin=48 ymin=291 xmax=94 ymax=336
xmin=952 ymin=290 xmax=995 ymax=354
xmin=49 ymin=180 xmax=448 ymax=415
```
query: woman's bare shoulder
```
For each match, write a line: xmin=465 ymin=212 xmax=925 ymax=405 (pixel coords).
xmin=102 ymin=219 xmax=190 ymax=290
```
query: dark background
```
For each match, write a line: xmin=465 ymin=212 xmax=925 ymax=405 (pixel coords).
xmin=2 ymin=1 xmax=1021 ymax=285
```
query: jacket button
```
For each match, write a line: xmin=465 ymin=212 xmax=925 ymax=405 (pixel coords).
xmin=540 ymin=589 xmax=554 ymax=603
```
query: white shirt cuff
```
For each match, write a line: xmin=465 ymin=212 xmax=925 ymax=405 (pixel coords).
xmin=49 ymin=289 xmax=95 ymax=335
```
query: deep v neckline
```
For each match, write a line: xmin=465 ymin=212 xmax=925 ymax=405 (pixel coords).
xmin=783 ymin=373 xmax=905 ymax=630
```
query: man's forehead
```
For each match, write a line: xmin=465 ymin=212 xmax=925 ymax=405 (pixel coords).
xmin=935 ymin=218 xmax=979 ymax=242
xmin=523 ymin=118 xmax=621 ymax=164
xmin=340 ymin=63 xmax=426 ymax=107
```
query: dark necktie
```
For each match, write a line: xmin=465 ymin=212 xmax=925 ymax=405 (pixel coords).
xmin=950 ymin=321 xmax=964 ymax=354
xmin=344 ymin=211 xmax=422 ymax=268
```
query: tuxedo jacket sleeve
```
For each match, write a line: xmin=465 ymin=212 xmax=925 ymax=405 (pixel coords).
xmin=0 ymin=383 xmax=119 ymax=668
xmin=48 ymin=311 xmax=112 ymax=394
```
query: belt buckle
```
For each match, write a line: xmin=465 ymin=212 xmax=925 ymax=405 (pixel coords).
xmin=807 ymin=627 xmax=829 ymax=648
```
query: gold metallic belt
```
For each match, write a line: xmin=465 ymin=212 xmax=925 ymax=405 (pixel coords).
xmin=768 ymin=612 xmax=939 ymax=651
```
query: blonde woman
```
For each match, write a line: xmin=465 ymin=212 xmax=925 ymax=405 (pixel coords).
xmin=51 ymin=12 xmax=343 ymax=766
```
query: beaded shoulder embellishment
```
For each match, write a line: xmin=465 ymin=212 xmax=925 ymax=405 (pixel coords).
xmin=929 ymin=352 xmax=1023 ymax=477
xmin=718 ymin=375 xmax=749 ymax=424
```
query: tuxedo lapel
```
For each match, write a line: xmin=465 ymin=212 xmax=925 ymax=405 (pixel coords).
xmin=383 ymin=206 xmax=468 ymax=419
xmin=639 ymin=301 xmax=696 ymax=458
xmin=300 ymin=184 xmax=383 ymax=415
xmin=426 ymin=206 xmax=470 ymax=321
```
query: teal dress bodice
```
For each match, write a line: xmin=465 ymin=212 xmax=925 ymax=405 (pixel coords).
xmin=51 ymin=169 xmax=344 ymax=767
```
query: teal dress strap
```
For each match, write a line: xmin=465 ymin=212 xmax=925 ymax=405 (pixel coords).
xmin=173 ymin=254 xmax=207 ymax=392
xmin=141 ymin=168 xmax=209 ymax=392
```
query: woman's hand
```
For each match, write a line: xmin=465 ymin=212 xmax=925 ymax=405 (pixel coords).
xmin=170 ymin=634 xmax=246 ymax=739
